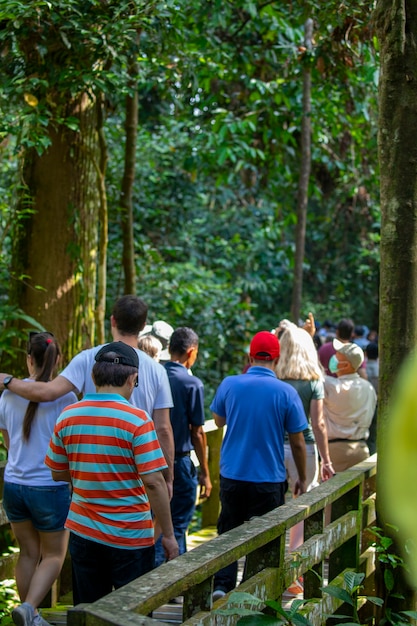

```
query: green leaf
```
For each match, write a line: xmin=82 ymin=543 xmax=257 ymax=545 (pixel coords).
xmin=321 ymin=585 xmax=354 ymax=606
xmin=401 ymin=611 xmax=417 ymax=619
xmin=384 ymin=568 xmax=394 ymax=592
xmin=228 ymin=592 xmax=263 ymax=606
xmin=364 ymin=596 xmax=384 ymax=607
xmin=291 ymin=613 xmax=314 ymax=626
xmin=344 ymin=571 xmax=364 ymax=593
xmin=381 ymin=537 xmax=394 ymax=550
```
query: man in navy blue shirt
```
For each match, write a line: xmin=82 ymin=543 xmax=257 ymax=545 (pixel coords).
xmin=155 ymin=327 xmax=212 ymax=566
xmin=211 ymin=331 xmax=307 ymax=598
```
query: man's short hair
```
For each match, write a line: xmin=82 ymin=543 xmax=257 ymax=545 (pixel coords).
xmin=93 ymin=342 xmax=139 ymax=387
xmin=112 ymin=295 xmax=148 ymax=336
xmin=92 ymin=361 xmax=138 ymax=388
xmin=337 ymin=318 xmax=354 ymax=341
xmin=169 ymin=327 xmax=199 ymax=356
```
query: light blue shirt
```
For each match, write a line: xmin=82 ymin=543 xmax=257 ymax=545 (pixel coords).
xmin=60 ymin=344 xmax=173 ymax=415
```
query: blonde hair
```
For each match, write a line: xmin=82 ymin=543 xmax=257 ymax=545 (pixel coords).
xmin=138 ymin=335 xmax=162 ymax=361
xmin=275 ymin=323 xmax=324 ymax=381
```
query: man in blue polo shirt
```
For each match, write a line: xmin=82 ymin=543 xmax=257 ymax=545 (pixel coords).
xmin=210 ymin=331 xmax=307 ymax=598
xmin=155 ymin=327 xmax=212 ymax=566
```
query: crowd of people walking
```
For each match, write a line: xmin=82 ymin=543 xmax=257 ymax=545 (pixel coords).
xmin=0 ymin=297 xmax=378 ymax=625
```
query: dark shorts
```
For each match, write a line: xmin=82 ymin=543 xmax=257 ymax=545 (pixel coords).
xmin=3 ymin=482 xmax=71 ymax=532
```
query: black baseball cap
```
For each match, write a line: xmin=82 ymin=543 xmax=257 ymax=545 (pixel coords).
xmin=95 ymin=342 xmax=139 ymax=368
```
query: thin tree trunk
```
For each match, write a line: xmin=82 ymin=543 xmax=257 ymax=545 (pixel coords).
xmin=95 ymin=95 xmax=108 ymax=345
xmin=291 ymin=18 xmax=313 ymax=323
xmin=375 ymin=0 xmax=417 ymax=613
xmin=120 ymin=57 xmax=139 ymax=295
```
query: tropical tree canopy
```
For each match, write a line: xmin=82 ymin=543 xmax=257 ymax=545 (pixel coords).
xmin=0 ymin=0 xmax=380 ymax=394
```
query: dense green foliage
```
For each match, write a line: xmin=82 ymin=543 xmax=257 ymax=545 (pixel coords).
xmin=0 ymin=1 xmax=380 ymax=395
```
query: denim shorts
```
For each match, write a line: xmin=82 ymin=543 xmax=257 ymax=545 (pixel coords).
xmin=3 ymin=482 xmax=71 ymax=532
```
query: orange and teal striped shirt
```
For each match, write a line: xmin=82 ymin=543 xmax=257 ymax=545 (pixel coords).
xmin=45 ymin=393 xmax=167 ymax=549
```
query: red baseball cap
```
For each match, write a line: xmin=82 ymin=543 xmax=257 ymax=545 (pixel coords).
xmin=249 ymin=331 xmax=280 ymax=360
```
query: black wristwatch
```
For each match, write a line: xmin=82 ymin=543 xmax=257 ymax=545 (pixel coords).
xmin=3 ymin=375 xmax=14 ymax=388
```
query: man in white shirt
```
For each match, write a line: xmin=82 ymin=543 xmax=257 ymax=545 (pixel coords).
xmin=0 ymin=295 xmax=175 ymax=494
xmin=324 ymin=338 xmax=377 ymax=472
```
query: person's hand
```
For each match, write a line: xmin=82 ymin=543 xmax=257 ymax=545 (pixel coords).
xmin=162 ymin=534 xmax=179 ymax=561
xmin=302 ymin=312 xmax=316 ymax=337
xmin=320 ymin=462 xmax=336 ymax=481
xmin=293 ymin=478 xmax=307 ymax=496
xmin=199 ymin=474 xmax=212 ymax=500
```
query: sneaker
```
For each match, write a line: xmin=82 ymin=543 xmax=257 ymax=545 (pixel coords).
xmin=33 ymin=613 xmax=52 ymax=626
xmin=286 ymin=578 xmax=304 ymax=595
xmin=212 ymin=589 xmax=226 ymax=602
xmin=12 ymin=603 xmax=34 ymax=626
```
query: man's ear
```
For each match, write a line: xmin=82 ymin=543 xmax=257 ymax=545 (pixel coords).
xmin=273 ymin=356 xmax=280 ymax=367
xmin=126 ymin=373 xmax=138 ymax=389
xmin=185 ymin=346 xmax=197 ymax=365
xmin=110 ymin=315 xmax=116 ymax=328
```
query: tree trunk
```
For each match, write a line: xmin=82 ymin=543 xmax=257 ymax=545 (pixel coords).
xmin=375 ymin=0 xmax=417 ymax=461
xmin=291 ymin=18 xmax=313 ymax=324
xmin=120 ymin=58 xmax=139 ymax=295
xmin=10 ymin=95 xmax=100 ymax=367
xmin=95 ymin=95 xmax=108 ymax=345
xmin=375 ymin=0 xmax=417 ymax=612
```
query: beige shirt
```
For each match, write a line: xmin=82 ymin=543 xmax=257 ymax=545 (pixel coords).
xmin=324 ymin=373 xmax=377 ymax=441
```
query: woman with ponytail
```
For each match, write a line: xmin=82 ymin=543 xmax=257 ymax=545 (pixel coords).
xmin=0 ymin=332 xmax=77 ymax=626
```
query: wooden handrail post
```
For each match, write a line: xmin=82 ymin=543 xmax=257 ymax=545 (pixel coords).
xmin=329 ymin=481 xmax=362 ymax=581
xmin=201 ymin=426 xmax=222 ymax=528
xmin=244 ymin=533 xmax=286 ymax=582
xmin=305 ymin=507 xmax=325 ymax=598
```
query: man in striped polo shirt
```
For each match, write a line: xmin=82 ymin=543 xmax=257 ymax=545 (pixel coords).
xmin=45 ymin=342 xmax=178 ymax=605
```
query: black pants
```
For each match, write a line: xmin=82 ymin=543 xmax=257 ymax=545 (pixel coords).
xmin=214 ymin=476 xmax=286 ymax=593
xmin=69 ymin=532 xmax=155 ymax=605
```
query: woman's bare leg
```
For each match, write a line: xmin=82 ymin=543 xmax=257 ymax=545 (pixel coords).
xmin=25 ymin=529 xmax=69 ymax=610
xmin=11 ymin=520 xmax=41 ymax=602
xmin=11 ymin=521 xmax=69 ymax=614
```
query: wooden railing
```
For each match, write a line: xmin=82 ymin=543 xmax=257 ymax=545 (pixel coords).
xmin=65 ymin=455 xmax=377 ymax=626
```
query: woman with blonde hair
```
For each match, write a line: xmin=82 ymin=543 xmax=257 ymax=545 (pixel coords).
xmin=275 ymin=321 xmax=334 ymax=594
